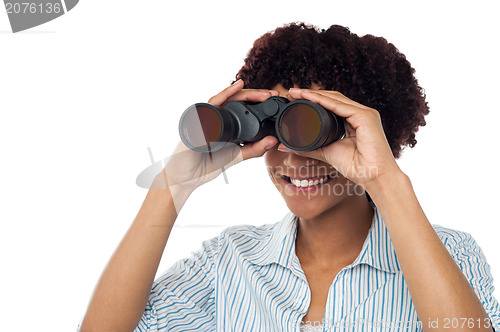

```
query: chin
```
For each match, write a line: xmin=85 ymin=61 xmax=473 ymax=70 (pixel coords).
xmin=283 ymin=195 xmax=341 ymax=220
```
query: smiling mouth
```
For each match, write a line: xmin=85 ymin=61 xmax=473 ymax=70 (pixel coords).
xmin=280 ymin=174 xmax=335 ymax=188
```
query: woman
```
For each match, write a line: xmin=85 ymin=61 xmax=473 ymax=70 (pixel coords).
xmin=79 ymin=23 xmax=500 ymax=331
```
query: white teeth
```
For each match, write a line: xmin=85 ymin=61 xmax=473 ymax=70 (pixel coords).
xmin=289 ymin=176 xmax=329 ymax=188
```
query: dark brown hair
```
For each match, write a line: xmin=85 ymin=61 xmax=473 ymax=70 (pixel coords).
xmin=235 ymin=22 xmax=429 ymax=158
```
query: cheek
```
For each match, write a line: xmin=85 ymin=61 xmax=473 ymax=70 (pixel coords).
xmin=264 ymin=150 xmax=282 ymax=176
xmin=325 ymin=177 xmax=366 ymax=199
xmin=263 ymin=159 xmax=276 ymax=184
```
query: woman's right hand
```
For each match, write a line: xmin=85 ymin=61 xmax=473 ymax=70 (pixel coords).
xmin=158 ymin=80 xmax=279 ymax=203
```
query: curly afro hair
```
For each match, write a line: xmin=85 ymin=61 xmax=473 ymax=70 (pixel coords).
xmin=235 ymin=22 xmax=429 ymax=158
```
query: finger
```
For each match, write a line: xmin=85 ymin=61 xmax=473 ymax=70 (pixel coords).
xmin=301 ymin=89 xmax=371 ymax=110
xmin=286 ymin=88 xmax=367 ymax=110
xmin=286 ymin=91 xmax=298 ymax=101
xmin=241 ymin=136 xmax=279 ymax=161
xmin=208 ymin=79 xmax=244 ymax=106
xmin=269 ymin=89 xmax=280 ymax=97
xmin=344 ymin=121 xmax=356 ymax=137
xmin=224 ymin=89 xmax=278 ymax=104
xmin=277 ymin=143 xmax=328 ymax=164
xmin=288 ymin=88 xmax=350 ymax=104
xmin=287 ymin=89 xmax=378 ymax=129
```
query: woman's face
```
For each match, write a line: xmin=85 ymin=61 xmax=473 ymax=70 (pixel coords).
xmin=264 ymin=84 xmax=363 ymax=219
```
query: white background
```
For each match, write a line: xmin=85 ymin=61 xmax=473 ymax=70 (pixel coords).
xmin=1 ymin=1 xmax=499 ymax=330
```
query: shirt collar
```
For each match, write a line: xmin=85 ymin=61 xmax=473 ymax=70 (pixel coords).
xmin=246 ymin=208 xmax=401 ymax=274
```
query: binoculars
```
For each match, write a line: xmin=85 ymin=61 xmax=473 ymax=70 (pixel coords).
xmin=179 ymin=96 xmax=345 ymax=152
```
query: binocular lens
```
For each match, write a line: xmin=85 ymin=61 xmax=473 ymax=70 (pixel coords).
xmin=279 ymin=104 xmax=322 ymax=148
xmin=181 ymin=105 xmax=222 ymax=150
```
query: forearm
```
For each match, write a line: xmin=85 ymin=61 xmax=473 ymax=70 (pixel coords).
xmin=367 ymin=172 xmax=492 ymax=331
xmin=80 ymin=173 xmax=188 ymax=332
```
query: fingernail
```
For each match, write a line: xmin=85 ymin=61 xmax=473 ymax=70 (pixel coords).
xmin=265 ymin=145 xmax=273 ymax=151
xmin=232 ymin=79 xmax=242 ymax=86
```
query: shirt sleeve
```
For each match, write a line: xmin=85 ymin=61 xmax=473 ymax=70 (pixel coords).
xmin=133 ymin=234 xmax=220 ymax=332
xmin=440 ymin=228 xmax=500 ymax=331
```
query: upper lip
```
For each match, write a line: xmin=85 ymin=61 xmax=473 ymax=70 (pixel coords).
xmin=279 ymin=174 xmax=335 ymax=180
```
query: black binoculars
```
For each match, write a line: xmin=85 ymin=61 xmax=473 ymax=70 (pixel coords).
xmin=179 ymin=96 xmax=345 ymax=152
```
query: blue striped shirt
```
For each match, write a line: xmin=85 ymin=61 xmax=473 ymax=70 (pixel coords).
xmin=133 ymin=209 xmax=500 ymax=331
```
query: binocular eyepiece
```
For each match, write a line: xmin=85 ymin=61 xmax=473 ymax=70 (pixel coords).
xmin=179 ymin=96 xmax=345 ymax=152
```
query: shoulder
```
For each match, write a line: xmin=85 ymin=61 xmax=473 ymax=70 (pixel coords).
xmin=208 ymin=217 xmax=287 ymax=265
xmin=220 ymin=221 xmax=279 ymax=241
xmin=432 ymin=224 xmax=473 ymax=245
xmin=188 ymin=222 xmax=277 ymax=256
xmin=214 ymin=221 xmax=280 ymax=253
xmin=432 ymin=224 xmax=483 ymax=260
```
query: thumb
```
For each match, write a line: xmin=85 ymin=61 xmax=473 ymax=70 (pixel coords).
xmin=241 ymin=136 xmax=279 ymax=160
xmin=276 ymin=143 xmax=328 ymax=163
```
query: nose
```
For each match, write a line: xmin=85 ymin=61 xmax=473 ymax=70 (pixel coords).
xmin=282 ymin=150 xmax=319 ymax=168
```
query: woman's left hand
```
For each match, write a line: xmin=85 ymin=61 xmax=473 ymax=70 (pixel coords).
xmin=282 ymin=88 xmax=403 ymax=190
